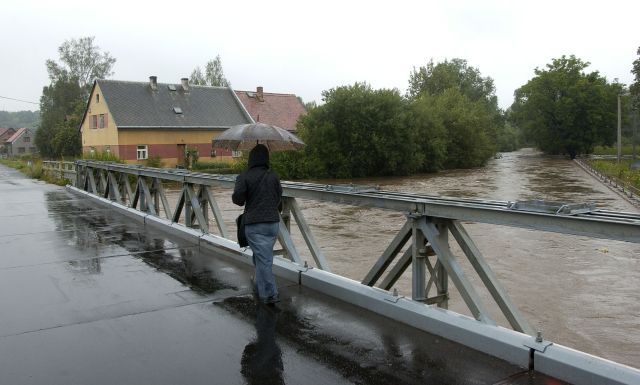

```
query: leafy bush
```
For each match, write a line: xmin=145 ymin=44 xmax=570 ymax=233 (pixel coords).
xmin=145 ymin=156 xmax=163 ymax=168
xmin=185 ymin=147 xmax=199 ymax=169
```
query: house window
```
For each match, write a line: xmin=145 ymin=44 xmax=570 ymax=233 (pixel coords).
xmin=232 ymin=150 xmax=243 ymax=158
xmin=18 ymin=147 xmax=25 ymax=154
xmin=90 ymin=115 xmax=98 ymax=129
xmin=98 ymin=114 xmax=107 ymax=128
xmin=29 ymin=147 xmax=36 ymax=153
xmin=24 ymin=136 xmax=30 ymax=142
xmin=137 ymin=145 xmax=148 ymax=160
xmin=89 ymin=147 xmax=96 ymax=156
xmin=105 ymin=146 xmax=111 ymax=154
xmin=96 ymin=93 xmax=100 ymax=103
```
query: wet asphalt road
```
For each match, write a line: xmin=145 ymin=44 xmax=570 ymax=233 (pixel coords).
xmin=0 ymin=164 xmax=564 ymax=385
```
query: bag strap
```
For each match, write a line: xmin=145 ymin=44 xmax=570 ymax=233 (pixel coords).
xmin=257 ymin=169 xmax=269 ymax=186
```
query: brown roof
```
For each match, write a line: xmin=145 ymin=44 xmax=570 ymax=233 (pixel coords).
xmin=0 ymin=128 xmax=16 ymax=142
xmin=6 ymin=128 xmax=28 ymax=143
xmin=235 ymin=88 xmax=306 ymax=132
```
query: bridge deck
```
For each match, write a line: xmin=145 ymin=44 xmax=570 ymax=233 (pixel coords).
xmin=0 ymin=165 xmax=563 ymax=385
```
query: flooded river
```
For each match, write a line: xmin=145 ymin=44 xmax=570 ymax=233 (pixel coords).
xmin=207 ymin=148 xmax=640 ymax=368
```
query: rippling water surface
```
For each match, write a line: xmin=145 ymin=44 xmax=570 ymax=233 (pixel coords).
xmin=201 ymin=148 xmax=640 ymax=368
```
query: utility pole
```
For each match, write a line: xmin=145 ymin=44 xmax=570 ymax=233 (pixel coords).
xmin=633 ymin=107 xmax=638 ymax=160
xmin=617 ymin=94 xmax=622 ymax=163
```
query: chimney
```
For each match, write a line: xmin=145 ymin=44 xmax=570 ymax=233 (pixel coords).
xmin=149 ymin=76 xmax=158 ymax=90
xmin=181 ymin=77 xmax=189 ymax=91
xmin=256 ymin=86 xmax=264 ymax=102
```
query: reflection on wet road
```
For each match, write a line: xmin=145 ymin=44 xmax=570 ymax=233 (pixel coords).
xmin=241 ymin=304 xmax=284 ymax=385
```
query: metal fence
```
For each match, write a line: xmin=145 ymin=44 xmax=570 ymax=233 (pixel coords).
xmin=575 ymin=157 xmax=640 ymax=207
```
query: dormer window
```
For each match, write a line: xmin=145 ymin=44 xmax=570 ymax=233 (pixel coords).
xmin=173 ymin=107 xmax=183 ymax=114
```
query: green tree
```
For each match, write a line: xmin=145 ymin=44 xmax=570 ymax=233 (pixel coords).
xmin=408 ymin=58 xmax=497 ymax=107
xmin=407 ymin=96 xmax=447 ymax=172
xmin=631 ymin=46 xmax=640 ymax=108
xmin=189 ymin=67 xmax=206 ymax=85
xmin=407 ymin=58 xmax=500 ymax=165
xmin=295 ymin=83 xmax=420 ymax=178
xmin=495 ymin=122 xmax=520 ymax=152
xmin=205 ymin=55 xmax=230 ymax=87
xmin=52 ymin=125 xmax=82 ymax=157
xmin=410 ymin=90 xmax=495 ymax=169
xmin=510 ymin=55 xmax=619 ymax=158
xmin=37 ymin=37 xmax=115 ymax=158
xmin=46 ymin=36 xmax=116 ymax=94
xmin=35 ymin=76 xmax=84 ymax=158
xmin=190 ymin=55 xmax=230 ymax=87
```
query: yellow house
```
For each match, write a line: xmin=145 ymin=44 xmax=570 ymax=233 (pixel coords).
xmin=79 ymin=76 xmax=253 ymax=166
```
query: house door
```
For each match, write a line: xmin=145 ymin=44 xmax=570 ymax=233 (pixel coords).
xmin=176 ymin=144 xmax=186 ymax=168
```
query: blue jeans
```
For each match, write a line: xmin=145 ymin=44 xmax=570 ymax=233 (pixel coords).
xmin=245 ymin=221 xmax=279 ymax=301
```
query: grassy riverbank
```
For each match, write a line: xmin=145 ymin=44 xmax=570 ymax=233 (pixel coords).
xmin=1 ymin=155 xmax=240 ymax=188
xmin=0 ymin=158 xmax=68 ymax=186
xmin=588 ymin=159 xmax=640 ymax=189
xmin=592 ymin=145 xmax=638 ymax=156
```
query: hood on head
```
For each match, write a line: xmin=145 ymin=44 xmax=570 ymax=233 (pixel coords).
xmin=248 ymin=144 xmax=269 ymax=168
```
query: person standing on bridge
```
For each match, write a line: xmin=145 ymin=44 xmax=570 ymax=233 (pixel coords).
xmin=233 ymin=144 xmax=283 ymax=305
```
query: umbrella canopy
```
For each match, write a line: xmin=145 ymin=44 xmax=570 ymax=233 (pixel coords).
xmin=212 ymin=122 xmax=305 ymax=152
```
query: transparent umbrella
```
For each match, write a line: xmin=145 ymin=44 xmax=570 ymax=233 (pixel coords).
xmin=212 ymin=122 xmax=305 ymax=152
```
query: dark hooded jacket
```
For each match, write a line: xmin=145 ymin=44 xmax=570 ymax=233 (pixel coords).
xmin=232 ymin=144 xmax=283 ymax=225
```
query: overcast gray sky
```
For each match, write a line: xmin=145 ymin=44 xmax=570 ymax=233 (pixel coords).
xmin=1 ymin=0 xmax=638 ymax=112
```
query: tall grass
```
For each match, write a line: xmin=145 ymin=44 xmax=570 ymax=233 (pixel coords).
xmin=590 ymin=159 xmax=640 ymax=189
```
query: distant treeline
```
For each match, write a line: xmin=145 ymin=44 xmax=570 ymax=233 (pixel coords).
xmin=0 ymin=110 xmax=40 ymax=129
xmin=270 ymin=52 xmax=639 ymax=179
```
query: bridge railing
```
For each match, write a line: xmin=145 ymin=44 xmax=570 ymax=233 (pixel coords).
xmin=71 ymin=160 xmax=640 ymax=326
xmin=68 ymin=160 xmax=640 ymax=384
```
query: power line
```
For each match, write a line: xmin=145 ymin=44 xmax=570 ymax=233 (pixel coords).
xmin=0 ymin=95 xmax=39 ymax=105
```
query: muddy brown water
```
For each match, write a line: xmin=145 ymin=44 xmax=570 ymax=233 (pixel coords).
xmin=167 ymin=148 xmax=640 ymax=369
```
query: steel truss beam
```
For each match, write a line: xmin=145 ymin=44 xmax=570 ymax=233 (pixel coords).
xmin=67 ymin=185 xmax=640 ymax=385
xmin=73 ymin=161 xmax=639 ymax=337
xmin=67 ymin=162 xmax=640 ymax=384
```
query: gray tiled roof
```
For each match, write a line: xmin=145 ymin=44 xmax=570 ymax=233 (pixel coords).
xmin=96 ymin=80 xmax=252 ymax=128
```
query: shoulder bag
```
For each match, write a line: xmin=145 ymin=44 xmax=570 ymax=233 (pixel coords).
xmin=236 ymin=170 xmax=269 ymax=247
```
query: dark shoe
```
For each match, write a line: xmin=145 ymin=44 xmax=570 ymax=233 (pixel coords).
xmin=265 ymin=295 xmax=280 ymax=304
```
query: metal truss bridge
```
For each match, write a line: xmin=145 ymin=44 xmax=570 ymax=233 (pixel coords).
xmin=43 ymin=160 xmax=640 ymax=384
